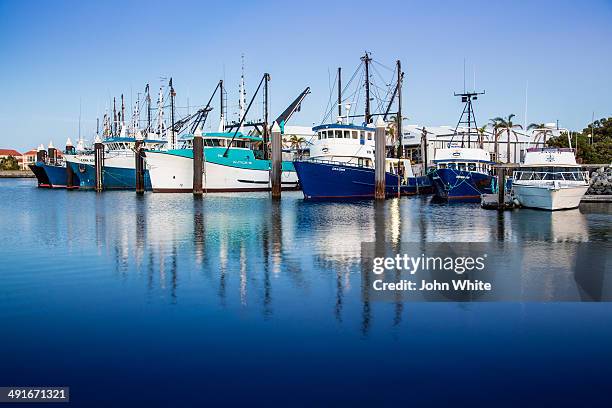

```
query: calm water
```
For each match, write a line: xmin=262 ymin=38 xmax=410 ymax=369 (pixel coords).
xmin=1 ymin=178 xmax=611 ymax=406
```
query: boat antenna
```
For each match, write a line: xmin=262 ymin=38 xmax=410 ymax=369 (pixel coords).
xmin=361 ymin=51 xmax=372 ymax=125
xmin=337 ymin=67 xmax=342 ymax=120
xmin=121 ymin=94 xmax=125 ymax=133
xmin=219 ymin=79 xmax=225 ymax=132
xmin=451 ymin=90 xmax=484 ymax=148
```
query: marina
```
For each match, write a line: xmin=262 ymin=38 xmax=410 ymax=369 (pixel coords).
xmin=1 ymin=0 xmax=611 ymax=406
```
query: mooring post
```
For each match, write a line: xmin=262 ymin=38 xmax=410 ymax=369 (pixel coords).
xmin=192 ymin=126 xmax=204 ymax=196
xmin=374 ymin=116 xmax=386 ymax=200
xmin=135 ymin=132 xmax=145 ymax=195
xmin=94 ymin=136 xmax=104 ymax=192
xmin=65 ymin=138 xmax=75 ymax=189
xmin=497 ymin=166 xmax=505 ymax=210
xmin=271 ymin=121 xmax=282 ymax=199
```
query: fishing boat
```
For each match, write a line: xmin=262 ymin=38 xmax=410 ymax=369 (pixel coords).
xmin=430 ymin=92 xmax=495 ymax=201
xmin=29 ymin=139 xmax=82 ymax=189
xmin=145 ymin=131 xmax=299 ymax=192
xmin=512 ymin=147 xmax=589 ymax=210
xmin=293 ymin=54 xmax=431 ymax=199
xmin=66 ymin=134 xmax=166 ymax=190
xmin=145 ymin=72 xmax=306 ymax=193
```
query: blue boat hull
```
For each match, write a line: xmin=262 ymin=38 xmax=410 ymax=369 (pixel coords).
xmin=29 ymin=162 xmax=80 ymax=189
xmin=293 ymin=160 xmax=432 ymax=199
xmin=29 ymin=163 xmax=51 ymax=188
xmin=430 ymin=168 xmax=494 ymax=202
xmin=69 ymin=162 xmax=151 ymax=190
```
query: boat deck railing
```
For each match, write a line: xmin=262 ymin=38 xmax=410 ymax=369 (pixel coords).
xmin=297 ymin=157 xmax=374 ymax=169
xmin=513 ymin=170 xmax=589 ymax=182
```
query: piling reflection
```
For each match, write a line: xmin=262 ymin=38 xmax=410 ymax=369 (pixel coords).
xmin=52 ymin=191 xmax=610 ymax=329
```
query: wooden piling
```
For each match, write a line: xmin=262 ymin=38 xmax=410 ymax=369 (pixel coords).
xmin=135 ymin=138 xmax=145 ymax=195
xmin=497 ymin=167 xmax=505 ymax=210
xmin=374 ymin=117 xmax=386 ymax=200
xmin=192 ymin=130 xmax=203 ymax=196
xmin=66 ymin=163 xmax=74 ymax=189
xmin=271 ymin=121 xmax=282 ymax=199
xmin=94 ymin=137 xmax=104 ymax=192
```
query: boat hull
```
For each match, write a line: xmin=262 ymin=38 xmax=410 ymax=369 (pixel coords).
xmin=67 ymin=161 xmax=152 ymax=190
xmin=29 ymin=163 xmax=51 ymax=188
xmin=513 ymin=183 xmax=589 ymax=210
xmin=29 ymin=162 xmax=80 ymax=189
xmin=293 ymin=160 xmax=431 ymax=199
xmin=431 ymin=168 xmax=494 ymax=202
xmin=145 ymin=150 xmax=299 ymax=193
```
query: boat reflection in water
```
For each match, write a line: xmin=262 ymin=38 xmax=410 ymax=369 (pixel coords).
xmin=64 ymin=191 xmax=610 ymax=328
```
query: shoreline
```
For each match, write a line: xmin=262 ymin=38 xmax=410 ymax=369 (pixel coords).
xmin=0 ymin=170 xmax=35 ymax=178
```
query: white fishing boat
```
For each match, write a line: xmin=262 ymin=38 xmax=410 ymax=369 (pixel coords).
xmin=145 ymin=131 xmax=299 ymax=192
xmin=512 ymin=147 xmax=589 ymax=210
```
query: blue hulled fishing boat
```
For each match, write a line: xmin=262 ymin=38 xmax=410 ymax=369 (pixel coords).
xmin=29 ymin=140 xmax=82 ymax=189
xmin=293 ymin=53 xmax=431 ymax=199
xmin=429 ymin=91 xmax=495 ymax=202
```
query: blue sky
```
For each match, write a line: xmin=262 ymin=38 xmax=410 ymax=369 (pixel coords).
xmin=1 ymin=0 xmax=611 ymax=151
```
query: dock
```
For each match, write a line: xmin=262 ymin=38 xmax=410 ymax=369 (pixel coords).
xmin=0 ymin=170 xmax=35 ymax=178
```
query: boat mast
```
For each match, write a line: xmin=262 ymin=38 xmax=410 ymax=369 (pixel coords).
xmin=452 ymin=91 xmax=484 ymax=148
xmin=263 ymin=73 xmax=270 ymax=159
xmin=239 ymin=55 xmax=246 ymax=133
xmin=121 ymin=94 xmax=125 ymax=134
xmin=113 ymin=97 xmax=117 ymax=136
xmin=157 ymin=86 xmax=164 ymax=137
xmin=396 ymin=59 xmax=403 ymax=159
xmin=170 ymin=77 xmax=176 ymax=149
xmin=361 ymin=52 xmax=372 ymax=125
xmin=145 ymin=84 xmax=151 ymax=133
xmin=337 ymin=67 xmax=342 ymax=121
xmin=219 ymin=79 xmax=225 ymax=132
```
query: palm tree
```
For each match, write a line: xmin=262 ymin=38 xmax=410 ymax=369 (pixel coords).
xmin=527 ymin=122 xmax=551 ymax=145
xmin=493 ymin=114 xmax=523 ymax=163
xmin=489 ymin=118 xmax=502 ymax=162
xmin=386 ymin=115 xmax=399 ymax=157
xmin=286 ymin=134 xmax=306 ymax=150
xmin=477 ymin=125 xmax=488 ymax=149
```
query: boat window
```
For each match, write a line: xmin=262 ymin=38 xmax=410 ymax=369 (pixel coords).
xmin=439 ymin=163 xmax=447 ymax=169
xmin=360 ymin=131 xmax=365 ymax=139
xmin=322 ymin=131 xmax=327 ymax=139
xmin=344 ymin=131 xmax=350 ymax=139
xmin=352 ymin=131 xmax=358 ymax=139
xmin=335 ymin=130 xmax=342 ymax=138
xmin=367 ymin=132 xmax=372 ymax=140
xmin=458 ymin=163 xmax=466 ymax=171
xmin=448 ymin=163 xmax=456 ymax=170
xmin=468 ymin=163 xmax=476 ymax=171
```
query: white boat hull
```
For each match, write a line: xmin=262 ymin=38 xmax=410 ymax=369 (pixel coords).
xmin=513 ymin=183 xmax=588 ymax=210
xmin=145 ymin=151 xmax=299 ymax=192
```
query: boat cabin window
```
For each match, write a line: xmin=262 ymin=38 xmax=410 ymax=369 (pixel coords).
xmin=447 ymin=163 xmax=456 ymax=170
xmin=334 ymin=130 xmax=341 ymax=138
xmin=352 ymin=131 xmax=358 ymax=139
xmin=468 ymin=163 xmax=476 ymax=171
xmin=367 ymin=132 xmax=372 ymax=140
xmin=458 ymin=163 xmax=466 ymax=171
xmin=360 ymin=131 xmax=365 ymax=139
xmin=438 ymin=163 xmax=447 ymax=169
xmin=343 ymin=130 xmax=350 ymax=139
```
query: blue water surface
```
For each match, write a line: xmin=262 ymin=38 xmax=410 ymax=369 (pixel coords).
xmin=0 ymin=178 xmax=611 ymax=406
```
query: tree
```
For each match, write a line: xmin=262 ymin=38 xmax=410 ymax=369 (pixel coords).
xmin=0 ymin=155 xmax=20 ymax=170
xmin=527 ymin=122 xmax=553 ymax=145
xmin=286 ymin=134 xmax=306 ymax=150
xmin=386 ymin=115 xmax=400 ymax=157
xmin=477 ymin=125 xmax=488 ymax=149
xmin=489 ymin=118 xmax=502 ymax=162
xmin=546 ymin=117 xmax=612 ymax=164
xmin=492 ymin=114 xmax=523 ymax=163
